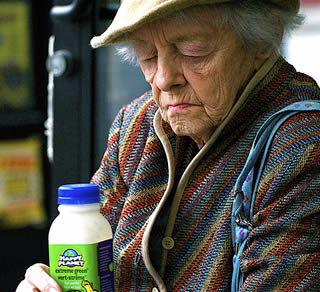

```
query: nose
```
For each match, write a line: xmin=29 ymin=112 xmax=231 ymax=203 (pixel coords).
xmin=154 ymin=54 xmax=186 ymax=91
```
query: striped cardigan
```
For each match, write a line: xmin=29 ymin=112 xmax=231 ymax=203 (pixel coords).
xmin=91 ymin=55 xmax=320 ymax=291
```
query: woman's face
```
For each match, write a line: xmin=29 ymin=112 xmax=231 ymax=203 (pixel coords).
xmin=130 ymin=12 xmax=261 ymax=147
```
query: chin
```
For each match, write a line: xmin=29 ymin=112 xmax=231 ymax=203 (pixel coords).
xmin=169 ymin=122 xmax=196 ymax=138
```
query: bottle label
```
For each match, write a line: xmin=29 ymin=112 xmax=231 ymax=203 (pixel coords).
xmin=49 ymin=239 xmax=114 ymax=292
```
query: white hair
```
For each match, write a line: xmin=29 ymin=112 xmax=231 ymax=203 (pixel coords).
xmin=116 ymin=45 xmax=139 ymax=66
xmin=116 ymin=1 xmax=304 ymax=65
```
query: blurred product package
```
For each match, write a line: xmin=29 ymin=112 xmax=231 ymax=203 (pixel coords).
xmin=0 ymin=1 xmax=33 ymax=111
xmin=0 ymin=136 xmax=46 ymax=228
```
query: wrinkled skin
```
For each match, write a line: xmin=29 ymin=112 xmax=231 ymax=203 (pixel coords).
xmin=130 ymin=13 xmax=266 ymax=147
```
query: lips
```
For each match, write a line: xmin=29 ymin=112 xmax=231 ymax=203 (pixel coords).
xmin=167 ymin=103 xmax=191 ymax=110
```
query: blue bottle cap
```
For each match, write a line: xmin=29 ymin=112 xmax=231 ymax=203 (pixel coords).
xmin=58 ymin=183 xmax=100 ymax=205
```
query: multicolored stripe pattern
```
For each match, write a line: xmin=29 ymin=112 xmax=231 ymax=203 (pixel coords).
xmin=91 ymin=57 xmax=320 ymax=291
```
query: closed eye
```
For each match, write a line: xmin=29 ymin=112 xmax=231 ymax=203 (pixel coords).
xmin=140 ymin=55 xmax=158 ymax=65
xmin=180 ymin=53 xmax=209 ymax=64
xmin=175 ymin=38 xmax=215 ymax=57
xmin=145 ymin=55 xmax=157 ymax=61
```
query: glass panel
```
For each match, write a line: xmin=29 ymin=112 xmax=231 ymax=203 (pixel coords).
xmin=94 ymin=0 xmax=151 ymax=168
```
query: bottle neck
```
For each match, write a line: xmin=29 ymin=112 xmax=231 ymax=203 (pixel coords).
xmin=58 ymin=203 xmax=100 ymax=213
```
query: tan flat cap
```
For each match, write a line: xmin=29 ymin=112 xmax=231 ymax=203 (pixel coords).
xmin=90 ymin=0 xmax=300 ymax=48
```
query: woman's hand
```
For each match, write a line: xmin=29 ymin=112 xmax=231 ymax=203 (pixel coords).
xmin=16 ymin=263 xmax=61 ymax=292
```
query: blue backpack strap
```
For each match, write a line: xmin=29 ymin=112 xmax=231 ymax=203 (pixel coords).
xmin=231 ymin=100 xmax=320 ymax=292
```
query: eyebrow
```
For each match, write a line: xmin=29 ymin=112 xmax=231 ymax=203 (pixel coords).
xmin=129 ymin=32 xmax=211 ymax=47
xmin=129 ymin=39 xmax=148 ymax=46
xmin=173 ymin=32 xmax=212 ymax=43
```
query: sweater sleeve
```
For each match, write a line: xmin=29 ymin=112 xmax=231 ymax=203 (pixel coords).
xmin=90 ymin=92 xmax=157 ymax=235
xmin=91 ymin=105 xmax=129 ymax=234
xmin=240 ymin=111 xmax=320 ymax=291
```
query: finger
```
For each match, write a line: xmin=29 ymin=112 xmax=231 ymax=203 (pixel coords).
xmin=16 ymin=279 xmax=39 ymax=292
xmin=25 ymin=264 xmax=61 ymax=292
xmin=37 ymin=263 xmax=50 ymax=274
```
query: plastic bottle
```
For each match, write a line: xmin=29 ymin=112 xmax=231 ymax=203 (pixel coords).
xmin=48 ymin=183 xmax=114 ymax=292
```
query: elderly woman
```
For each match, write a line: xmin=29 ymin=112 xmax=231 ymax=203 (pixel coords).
xmin=17 ymin=0 xmax=320 ymax=291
